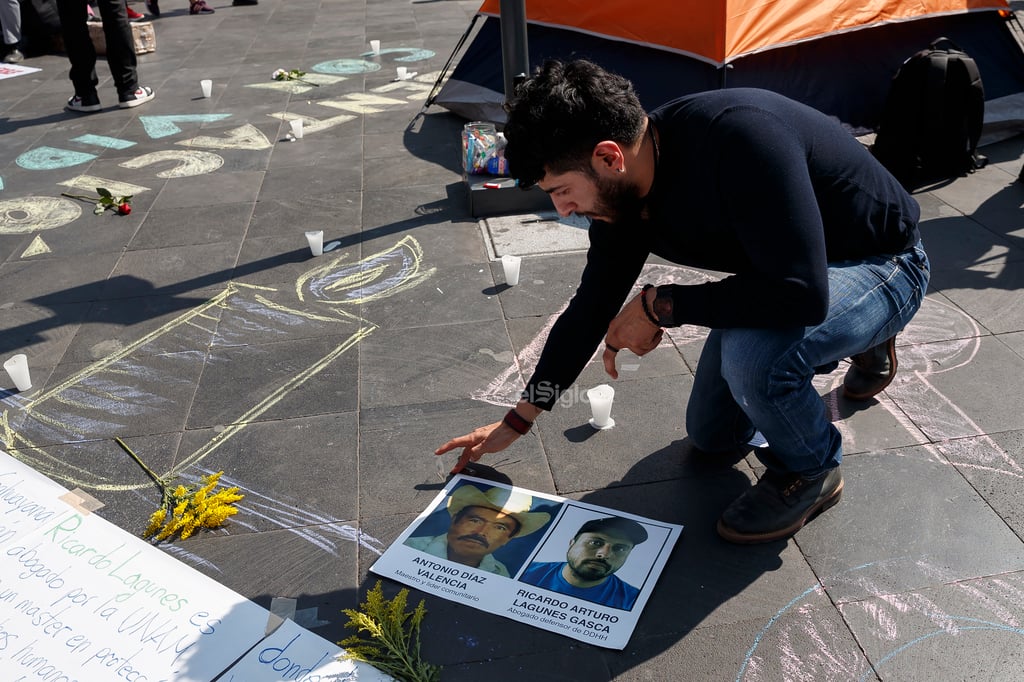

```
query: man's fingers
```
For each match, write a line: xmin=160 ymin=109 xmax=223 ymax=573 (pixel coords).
xmin=602 ymin=347 xmax=619 ymax=379
xmin=435 ymin=433 xmax=476 ymax=455
xmin=452 ymin=450 xmax=472 ymax=473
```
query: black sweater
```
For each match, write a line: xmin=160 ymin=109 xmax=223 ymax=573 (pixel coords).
xmin=524 ymin=88 xmax=921 ymax=410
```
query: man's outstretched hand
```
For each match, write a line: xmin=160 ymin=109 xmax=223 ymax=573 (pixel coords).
xmin=435 ymin=420 xmax=521 ymax=474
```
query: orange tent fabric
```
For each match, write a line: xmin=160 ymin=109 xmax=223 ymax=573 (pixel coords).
xmin=478 ymin=0 xmax=1011 ymax=63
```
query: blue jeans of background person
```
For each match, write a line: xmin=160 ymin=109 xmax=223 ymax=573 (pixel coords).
xmin=686 ymin=242 xmax=930 ymax=477
xmin=57 ymin=0 xmax=138 ymax=98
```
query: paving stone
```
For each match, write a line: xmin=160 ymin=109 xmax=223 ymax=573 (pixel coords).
xmin=130 ymin=202 xmax=253 ymax=250
xmin=186 ymin=335 xmax=360 ymax=428
xmin=935 ymin=430 xmax=1024 ymax=537
xmin=839 ymin=571 xmax=1024 ymax=680
xmin=177 ymin=413 xmax=359 ymax=528
xmin=794 ymin=447 xmax=1024 ymax=603
xmin=358 ymin=401 xmax=556 ymax=518
xmin=929 ymin=261 xmax=1024 ymax=334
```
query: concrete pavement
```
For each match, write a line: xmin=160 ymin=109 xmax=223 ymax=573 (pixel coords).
xmin=2 ymin=0 xmax=1024 ymax=679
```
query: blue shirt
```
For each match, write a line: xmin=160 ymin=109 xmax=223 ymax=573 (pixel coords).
xmin=520 ymin=561 xmax=640 ymax=611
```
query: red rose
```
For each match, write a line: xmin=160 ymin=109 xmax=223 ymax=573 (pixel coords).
xmin=117 ymin=203 xmax=132 ymax=215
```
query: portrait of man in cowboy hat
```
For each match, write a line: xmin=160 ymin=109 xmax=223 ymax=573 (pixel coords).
xmin=405 ymin=483 xmax=552 ymax=576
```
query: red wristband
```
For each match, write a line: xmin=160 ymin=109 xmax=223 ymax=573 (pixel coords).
xmin=503 ymin=409 xmax=533 ymax=435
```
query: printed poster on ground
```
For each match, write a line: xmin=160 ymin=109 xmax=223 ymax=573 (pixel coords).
xmin=370 ymin=475 xmax=683 ymax=650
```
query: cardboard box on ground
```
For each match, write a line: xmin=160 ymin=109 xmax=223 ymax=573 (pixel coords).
xmin=88 ymin=21 xmax=156 ymax=55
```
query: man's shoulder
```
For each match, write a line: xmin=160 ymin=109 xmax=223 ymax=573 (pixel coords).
xmin=479 ymin=553 xmax=511 ymax=577
xmin=652 ymin=88 xmax=807 ymax=127
xmin=523 ymin=561 xmax=562 ymax=575
xmin=606 ymin=572 xmax=640 ymax=596
xmin=405 ymin=533 xmax=443 ymax=551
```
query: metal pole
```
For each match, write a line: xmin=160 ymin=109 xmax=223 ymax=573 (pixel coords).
xmin=499 ymin=0 xmax=529 ymax=103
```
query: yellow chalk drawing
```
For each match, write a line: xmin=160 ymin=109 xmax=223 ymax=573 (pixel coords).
xmin=268 ymin=112 xmax=358 ymax=134
xmin=2 ymin=236 xmax=434 ymax=492
xmin=0 ymin=197 xmax=82 ymax=234
xmin=119 ymin=150 xmax=225 ymax=178
xmin=318 ymin=93 xmax=409 ymax=115
xmin=58 ymin=175 xmax=151 ymax=197
xmin=176 ymin=124 xmax=273 ymax=151
xmin=21 ymin=235 xmax=51 ymax=258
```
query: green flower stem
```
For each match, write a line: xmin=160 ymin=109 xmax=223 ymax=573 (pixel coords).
xmin=115 ymin=437 xmax=171 ymax=505
xmin=61 ymin=192 xmax=100 ymax=202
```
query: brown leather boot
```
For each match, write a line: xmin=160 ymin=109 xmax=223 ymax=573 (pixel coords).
xmin=842 ymin=336 xmax=897 ymax=400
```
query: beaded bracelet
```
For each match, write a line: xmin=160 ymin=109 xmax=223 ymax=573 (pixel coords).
xmin=640 ymin=284 xmax=662 ymax=327
xmin=503 ymin=409 xmax=533 ymax=435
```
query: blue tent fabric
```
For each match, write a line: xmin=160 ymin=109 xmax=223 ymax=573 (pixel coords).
xmin=435 ymin=10 xmax=1024 ymax=134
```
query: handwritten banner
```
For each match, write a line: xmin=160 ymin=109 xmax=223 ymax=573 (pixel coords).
xmin=371 ymin=475 xmax=683 ymax=649
xmin=0 ymin=450 xmax=393 ymax=681
xmin=220 ymin=618 xmax=390 ymax=681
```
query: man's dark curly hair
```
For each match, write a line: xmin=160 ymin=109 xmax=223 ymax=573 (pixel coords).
xmin=503 ymin=59 xmax=647 ymax=188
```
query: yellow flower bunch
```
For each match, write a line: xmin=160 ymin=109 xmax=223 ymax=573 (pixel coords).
xmin=143 ymin=472 xmax=244 ymax=541
xmin=115 ymin=438 xmax=244 ymax=542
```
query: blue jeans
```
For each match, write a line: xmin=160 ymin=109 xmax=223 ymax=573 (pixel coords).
xmin=685 ymin=242 xmax=930 ymax=477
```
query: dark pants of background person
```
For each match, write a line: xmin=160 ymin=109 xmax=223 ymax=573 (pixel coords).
xmin=56 ymin=0 xmax=137 ymax=98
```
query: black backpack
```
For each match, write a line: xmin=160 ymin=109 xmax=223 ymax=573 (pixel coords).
xmin=871 ymin=37 xmax=987 ymax=189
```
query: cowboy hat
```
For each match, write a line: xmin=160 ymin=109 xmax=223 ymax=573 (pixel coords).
xmin=447 ymin=484 xmax=551 ymax=537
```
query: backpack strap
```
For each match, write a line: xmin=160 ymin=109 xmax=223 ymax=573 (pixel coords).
xmin=958 ymin=54 xmax=986 ymax=164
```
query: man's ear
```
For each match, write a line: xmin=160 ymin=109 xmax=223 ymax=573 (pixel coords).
xmin=592 ymin=141 xmax=623 ymax=175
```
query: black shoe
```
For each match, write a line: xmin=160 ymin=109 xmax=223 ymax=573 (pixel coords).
xmin=66 ymin=92 xmax=102 ymax=113
xmin=717 ymin=466 xmax=843 ymax=544
xmin=145 ymin=0 xmax=160 ymax=15
xmin=118 ymin=85 xmax=155 ymax=108
xmin=843 ymin=336 xmax=897 ymax=400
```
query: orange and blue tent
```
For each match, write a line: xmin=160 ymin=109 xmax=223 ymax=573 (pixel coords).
xmin=432 ymin=0 xmax=1024 ymax=133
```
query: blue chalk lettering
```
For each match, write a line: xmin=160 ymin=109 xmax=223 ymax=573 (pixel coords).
xmin=312 ymin=59 xmax=381 ymax=75
xmin=16 ymin=147 xmax=97 ymax=170
xmin=71 ymin=134 xmax=137 ymax=150
xmin=138 ymin=114 xmax=232 ymax=139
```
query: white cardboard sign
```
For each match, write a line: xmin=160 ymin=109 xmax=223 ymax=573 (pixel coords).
xmin=0 ymin=449 xmax=393 ymax=681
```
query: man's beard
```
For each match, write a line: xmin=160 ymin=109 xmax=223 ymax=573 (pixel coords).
xmin=591 ymin=173 xmax=645 ymax=224
xmin=568 ymin=557 xmax=613 ymax=581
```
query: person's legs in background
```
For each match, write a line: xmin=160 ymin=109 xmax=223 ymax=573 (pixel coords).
xmin=57 ymin=0 xmax=103 ymax=111
xmin=0 ymin=0 xmax=24 ymax=62
xmin=58 ymin=0 xmax=153 ymax=111
xmin=94 ymin=0 xmax=138 ymax=96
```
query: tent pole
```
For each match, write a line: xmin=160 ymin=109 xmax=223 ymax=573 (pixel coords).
xmin=499 ymin=0 xmax=530 ymax=103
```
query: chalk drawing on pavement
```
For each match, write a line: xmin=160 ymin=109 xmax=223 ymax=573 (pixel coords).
xmin=1 ymin=236 xmax=434 ymax=494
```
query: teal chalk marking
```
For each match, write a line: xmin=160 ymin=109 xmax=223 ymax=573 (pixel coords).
xmin=16 ymin=146 xmax=97 ymax=170
xmin=0 ymin=177 xmax=3 ymax=191
xmin=735 ymin=584 xmax=821 ymax=682
xmin=312 ymin=59 xmax=381 ymax=75
xmin=72 ymin=134 xmax=136 ymax=150
xmin=859 ymin=620 xmax=1024 ymax=681
xmin=357 ymin=47 xmax=435 ymax=62
xmin=139 ymin=114 xmax=232 ymax=139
